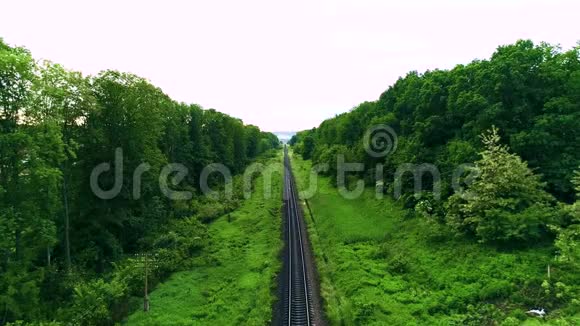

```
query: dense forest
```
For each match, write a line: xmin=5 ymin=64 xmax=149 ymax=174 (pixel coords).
xmin=3 ymin=34 xmax=580 ymax=325
xmin=290 ymin=40 xmax=580 ymax=321
xmin=292 ymin=39 xmax=579 ymax=225
xmin=0 ymin=39 xmax=279 ymax=324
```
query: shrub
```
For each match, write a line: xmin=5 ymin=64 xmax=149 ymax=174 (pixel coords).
xmin=479 ymin=280 xmax=513 ymax=300
xmin=445 ymin=127 xmax=555 ymax=243
xmin=387 ymin=254 xmax=411 ymax=274
xmin=66 ymin=278 xmax=127 ymax=325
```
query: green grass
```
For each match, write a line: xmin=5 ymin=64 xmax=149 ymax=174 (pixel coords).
xmin=126 ymin=153 xmax=284 ymax=325
xmin=291 ymin=152 xmax=579 ymax=325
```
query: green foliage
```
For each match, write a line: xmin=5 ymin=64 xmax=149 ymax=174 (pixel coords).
xmin=313 ymin=144 xmax=355 ymax=185
xmin=553 ymin=224 xmax=580 ymax=267
xmin=67 ymin=278 xmax=127 ymax=325
xmin=386 ymin=254 xmax=411 ymax=274
xmin=152 ymin=217 xmax=208 ymax=260
xmin=291 ymin=40 xmax=580 ymax=203
xmin=291 ymin=153 xmax=578 ymax=325
xmin=301 ymin=134 xmax=316 ymax=160
xmin=0 ymin=39 xmax=280 ymax=324
xmin=291 ymin=129 xmax=317 ymax=160
xmin=546 ymin=168 xmax=580 ymax=314
xmin=127 ymin=154 xmax=283 ymax=324
xmin=0 ymin=264 xmax=43 ymax=321
xmin=445 ymin=127 xmax=555 ymax=243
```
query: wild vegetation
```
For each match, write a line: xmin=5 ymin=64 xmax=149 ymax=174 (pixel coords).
xmin=290 ymin=40 xmax=580 ymax=324
xmin=293 ymin=153 xmax=580 ymax=324
xmin=127 ymin=152 xmax=283 ymax=325
xmin=292 ymin=40 xmax=579 ymax=202
xmin=3 ymin=34 xmax=579 ymax=325
xmin=0 ymin=39 xmax=280 ymax=324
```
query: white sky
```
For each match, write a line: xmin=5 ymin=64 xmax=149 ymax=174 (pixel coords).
xmin=0 ymin=0 xmax=578 ymax=132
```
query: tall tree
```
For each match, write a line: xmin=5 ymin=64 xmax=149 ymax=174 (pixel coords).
xmin=445 ymin=127 xmax=554 ymax=243
xmin=0 ymin=39 xmax=65 ymax=321
xmin=32 ymin=62 xmax=96 ymax=270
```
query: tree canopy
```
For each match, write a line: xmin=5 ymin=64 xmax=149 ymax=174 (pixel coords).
xmin=293 ymin=40 xmax=580 ymax=203
xmin=0 ymin=38 xmax=279 ymax=323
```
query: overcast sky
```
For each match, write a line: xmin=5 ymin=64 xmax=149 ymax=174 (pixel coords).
xmin=1 ymin=0 xmax=578 ymax=132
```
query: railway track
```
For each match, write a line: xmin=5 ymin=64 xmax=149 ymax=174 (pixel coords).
xmin=281 ymin=147 xmax=313 ymax=326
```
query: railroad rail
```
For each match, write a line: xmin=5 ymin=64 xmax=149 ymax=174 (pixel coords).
xmin=281 ymin=147 xmax=313 ymax=326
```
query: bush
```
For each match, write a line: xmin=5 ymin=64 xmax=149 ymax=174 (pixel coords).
xmin=387 ymin=254 xmax=411 ymax=274
xmin=479 ymin=280 xmax=513 ymax=300
xmin=153 ymin=217 xmax=208 ymax=255
xmin=445 ymin=127 xmax=555 ymax=244
xmin=461 ymin=304 xmax=504 ymax=325
xmin=66 ymin=278 xmax=127 ymax=325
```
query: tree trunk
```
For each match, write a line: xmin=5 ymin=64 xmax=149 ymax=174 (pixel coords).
xmin=15 ymin=228 xmax=21 ymax=261
xmin=62 ymin=171 xmax=71 ymax=271
xmin=144 ymin=253 xmax=150 ymax=312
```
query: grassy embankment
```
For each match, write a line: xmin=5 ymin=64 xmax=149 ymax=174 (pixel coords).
xmin=127 ymin=152 xmax=284 ymax=325
xmin=290 ymin=152 xmax=579 ymax=325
